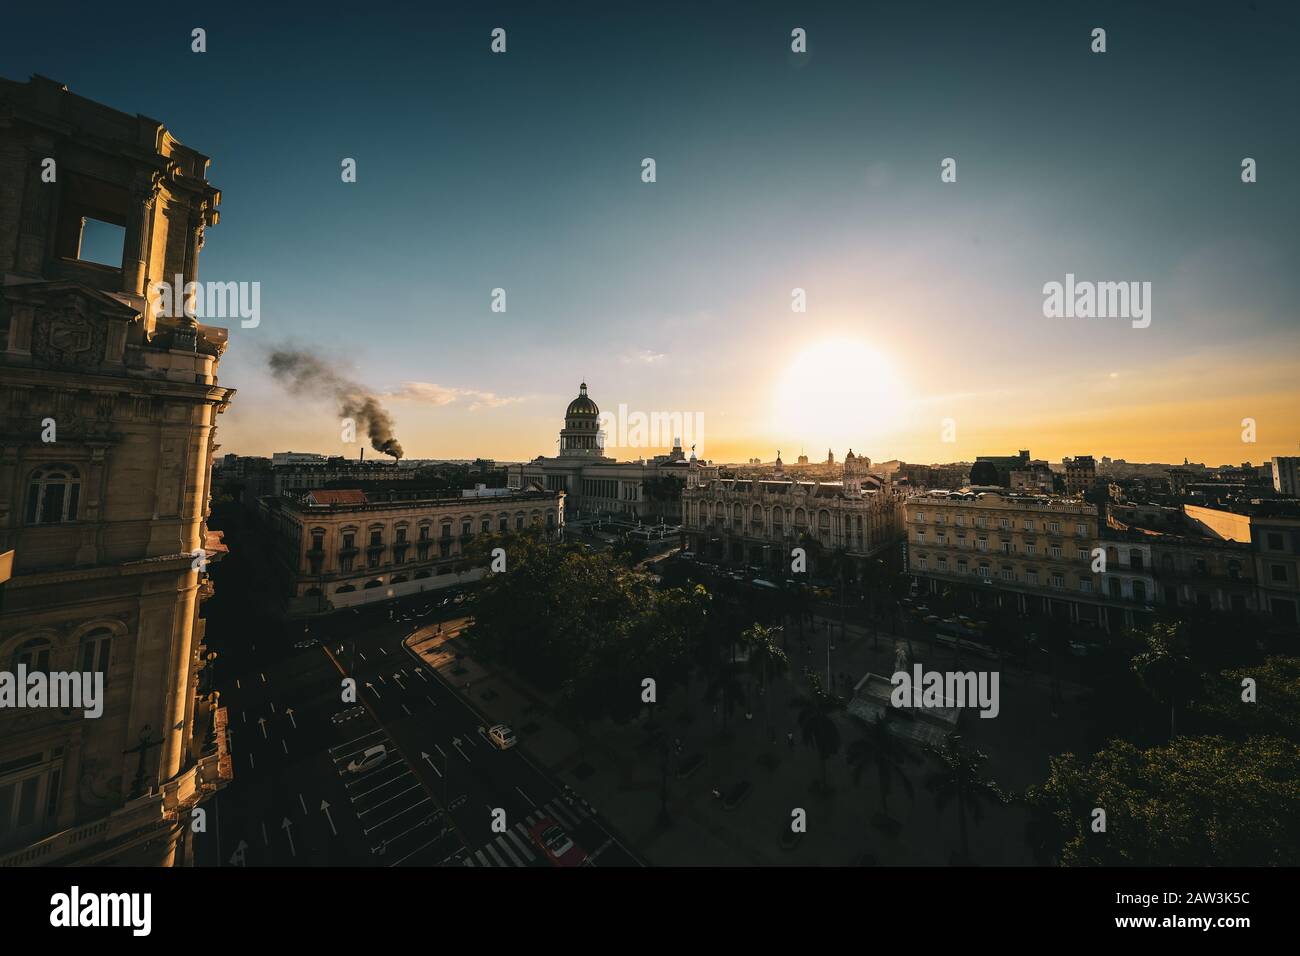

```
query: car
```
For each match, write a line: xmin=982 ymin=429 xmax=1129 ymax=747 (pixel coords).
xmin=294 ymin=638 xmax=319 ymax=649
xmin=486 ymin=724 xmax=516 ymax=750
xmin=680 ymin=550 xmax=696 ymax=560
xmin=346 ymin=744 xmax=388 ymax=774
xmin=528 ymin=818 xmax=588 ymax=867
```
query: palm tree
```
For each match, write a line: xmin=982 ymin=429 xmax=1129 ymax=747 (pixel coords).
xmin=847 ymin=714 xmax=915 ymax=829
xmin=741 ymin=623 xmax=789 ymax=741
xmin=791 ymin=675 xmax=843 ymax=792
xmin=704 ymin=661 xmax=747 ymax=733
xmin=924 ymin=733 xmax=1004 ymax=863
xmin=1129 ymin=620 xmax=1199 ymax=739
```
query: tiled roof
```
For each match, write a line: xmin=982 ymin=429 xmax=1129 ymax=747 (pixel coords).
xmin=306 ymin=489 xmax=368 ymax=506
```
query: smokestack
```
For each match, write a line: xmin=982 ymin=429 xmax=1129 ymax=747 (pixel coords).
xmin=360 ymin=447 xmax=364 ymax=463
xmin=267 ymin=348 xmax=405 ymax=460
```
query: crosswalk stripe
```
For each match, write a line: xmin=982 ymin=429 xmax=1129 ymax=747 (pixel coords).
xmin=506 ymin=826 xmax=536 ymax=861
xmin=485 ymin=842 xmax=508 ymax=867
xmin=524 ymin=811 xmax=541 ymax=827
xmin=475 ymin=849 xmax=491 ymax=866
xmin=545 ymin=800 xmax=577 ymax=828
xmin=462 ymin=857 xmax=474 ymax=867
xmin=496 ymin=835 xmax=525 ymax=867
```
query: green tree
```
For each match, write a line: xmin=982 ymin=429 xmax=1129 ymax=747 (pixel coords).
xmin=741 ymin=623 xmax=789 ymax=741
xmin=847 ymin=713 xmax=915 ymax=825
xmin=791 ymin=675 xmax=843 ymax=792
xmin=924 ymin=734 xmax=1004 ymax=863
xmin=704 ymin=661 xmax=747 ymax=732
xmin=1193 ymin=657 xmax=1300 ymax=744
xmin=1130 ymin=621 xmax=1201 ymax=739
xmin=1026 ymin=735 xmax=1300 ymax=866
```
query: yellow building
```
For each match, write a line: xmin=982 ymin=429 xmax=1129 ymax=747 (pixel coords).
xmin=260 ymin=487 xmax=564 ymax=615
xmin=906 ymin=490 xmax=1155 ymax=631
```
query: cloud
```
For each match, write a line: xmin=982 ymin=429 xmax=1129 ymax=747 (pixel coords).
xmin=622 ymin=348 xmax=666 ymax=365
xmin=390 ymin=382 xmax=523 ymax=411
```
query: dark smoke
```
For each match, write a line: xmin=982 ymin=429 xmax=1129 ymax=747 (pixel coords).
xmin=267 ymin=348 xmax=404 ymax=459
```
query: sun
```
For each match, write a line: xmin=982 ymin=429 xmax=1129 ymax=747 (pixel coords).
xmin=771 ymin=338 xmax=904 ymax=452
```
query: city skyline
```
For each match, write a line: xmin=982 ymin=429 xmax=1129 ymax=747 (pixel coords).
xmin=5 ymin=1 xmax=1298 ymax=467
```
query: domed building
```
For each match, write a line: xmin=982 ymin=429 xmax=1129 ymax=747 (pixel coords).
xmin=559 ymin=383 xmax=604 ymax=457
xmin=508 ymin=383 xmax=718 ymax=525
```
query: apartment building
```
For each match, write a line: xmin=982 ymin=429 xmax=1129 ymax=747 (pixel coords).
xmin=906 ymin=490 xmax=1154 ymax=631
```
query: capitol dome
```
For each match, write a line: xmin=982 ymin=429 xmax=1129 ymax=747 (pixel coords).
xmin=566 ymin=382 xmax=600 ymax=419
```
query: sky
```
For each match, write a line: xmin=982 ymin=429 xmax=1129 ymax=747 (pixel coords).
xmin=6 ymin=0 xmax=1299 ymax=466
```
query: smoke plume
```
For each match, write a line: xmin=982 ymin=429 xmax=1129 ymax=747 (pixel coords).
xmin=267 ymin=348 xmax=404 ymax=459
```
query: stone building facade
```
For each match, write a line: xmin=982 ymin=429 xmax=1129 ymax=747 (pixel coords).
xmin=508 ymin=383 xmax=714 ymax=525
xmin=0 ymin=76 xmax=233 ymax=864
xmin=260 ymin=487 xmax=564 ymax=615
xmin=681 ymin=452 xmax=906 ymax=575
xmin=905 ymin=490 xmax=1156 ymax=631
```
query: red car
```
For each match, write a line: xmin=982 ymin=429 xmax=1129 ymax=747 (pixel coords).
xmin=528 ymin=818 xmax=588 ymax=867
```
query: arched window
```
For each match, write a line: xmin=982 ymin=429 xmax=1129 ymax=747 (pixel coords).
xmin=14 ymin=638 xmax=52 ymax=671
xmin=79 ymin=628 xmax=112 ymax=676
xmin=25 ymin=464 xmax=81 ymax=525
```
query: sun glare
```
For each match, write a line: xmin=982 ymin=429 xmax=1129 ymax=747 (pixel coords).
xmin=771 ymin=338 xmax=904 ymax=452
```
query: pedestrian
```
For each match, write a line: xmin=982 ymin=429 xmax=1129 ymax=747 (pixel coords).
xmin=787 ymin=731 xmax=795 ymax=749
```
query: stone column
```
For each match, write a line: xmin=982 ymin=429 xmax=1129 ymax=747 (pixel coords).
xmin=120 ymin=171 xmax=157 ymax=297
xmin=173 ymin=199 xmax=206 ymax=351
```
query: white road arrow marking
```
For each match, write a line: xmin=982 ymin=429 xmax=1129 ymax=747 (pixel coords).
xmin=321 ymin=800 xmax=337 ymax=836
xmin=230 ymin=840 xmax=248 ymax=867
xmin=258 ymin=717 xmax=268 ymax=739
xmin=451 ymin=737 xmax=471 ymax=763
xmin=282 ymin=817 xmax=296 ymax=857
xmin=421 ymin=751 xmax=442 ymax=778
xmin=366 ymin=682 xmax=381 ymax=699
xmin=393 ymin=674 xmax=405 ymax=690
xmin=414 ymin=668 xmax=427 ymax=682
xmin=285 ymin=707 xmax=297 ymax=729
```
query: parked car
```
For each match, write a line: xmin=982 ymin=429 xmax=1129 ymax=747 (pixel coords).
xmin=346 ymin=744 xmax=388 ymax=774
xmin=486 ymin=724 xmax=517 ymax=750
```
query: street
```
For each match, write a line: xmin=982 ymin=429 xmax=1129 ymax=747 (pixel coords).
xmin=196 ymin=596 xmax=640 ymax=868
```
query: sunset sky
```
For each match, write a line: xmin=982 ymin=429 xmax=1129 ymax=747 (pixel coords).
xmin=7 ymin=0 xmax=1298 ymax=465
